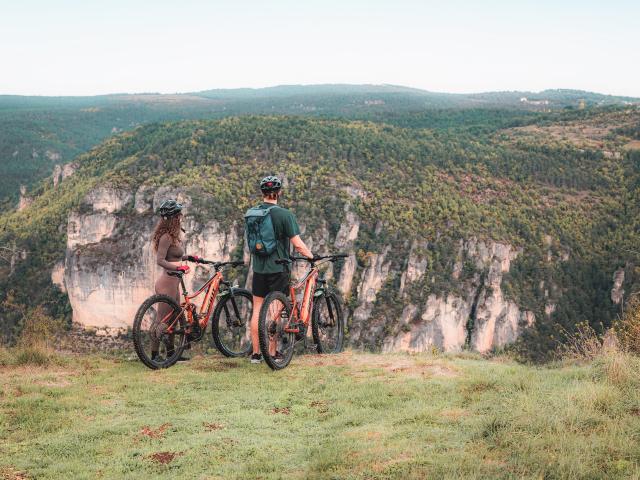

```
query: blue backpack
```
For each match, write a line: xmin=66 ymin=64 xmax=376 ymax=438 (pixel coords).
xmin=244 ymin=205 xmax=278 ymax=256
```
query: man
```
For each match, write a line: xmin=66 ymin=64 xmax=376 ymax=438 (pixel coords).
xmin=246 ymin=175 xmax=313 ymax=363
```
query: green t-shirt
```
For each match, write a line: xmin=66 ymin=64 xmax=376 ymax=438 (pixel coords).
xmin=251 ymin=203 xmax=301 ymax=274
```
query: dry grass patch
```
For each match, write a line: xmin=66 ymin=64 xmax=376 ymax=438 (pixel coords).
xmin=203 ymin=422 xmax=225 ymax=431
xmin=271 ymin=407 xmax=290 ymax=415
xmin=0 ymin=467 xmax=29 ymax=480
xmin=440 ymin=408 xmax=470 ymax=421
xmin=146 ymin=451 xmax=183 ymax=465
xmin=139 ymin=423 xmax=172 ymax=439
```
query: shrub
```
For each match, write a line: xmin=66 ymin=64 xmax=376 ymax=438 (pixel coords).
xmin=558 ymin=322 xmax=607 ymax=361
xmin=18 ymin=305 xmax=64 ymax=350
xmin=615 ymin=295 xmax=640 ymax=354
xmin=13 ymin=346 xmax=55 ymax=366
xmin=0 ymin=301 xmax=66 ymax=367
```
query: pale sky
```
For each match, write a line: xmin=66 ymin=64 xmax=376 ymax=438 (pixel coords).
xmin=1 ymin=0 xmax=639 ymax=97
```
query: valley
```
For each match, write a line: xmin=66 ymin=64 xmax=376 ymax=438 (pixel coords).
xmin=1 ymin=96 xmax=639 ymax=359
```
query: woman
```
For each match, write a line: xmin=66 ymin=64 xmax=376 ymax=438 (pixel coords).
xmin=151 ymin=199 xmax=198 ymax=361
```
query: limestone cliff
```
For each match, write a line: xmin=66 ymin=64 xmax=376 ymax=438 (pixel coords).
xmin=381 ymin=239 xmax=535 ymax=353
xmin=61 ymin=185 xmax=239 ymax=331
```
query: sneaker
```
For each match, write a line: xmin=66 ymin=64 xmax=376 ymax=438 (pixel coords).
xmin=250 ymin=353 xmax=263 ymax=364
xmin=273 ymin=351 xmax=284 ymax=361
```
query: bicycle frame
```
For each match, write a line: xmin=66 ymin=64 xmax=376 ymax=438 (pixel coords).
xmin=284 ymin=265 xmax=319 ymax=334
xmin=180 ymin=271 xmax=224 ymax=329
xmin=164 ymin=269 xmax=225 ymax=335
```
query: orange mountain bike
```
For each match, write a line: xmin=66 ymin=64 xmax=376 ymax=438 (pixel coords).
xmin=257 ymin=254 xmax=347 ymax=370
xmin=133 ymin=259 xmax=252 ymax=369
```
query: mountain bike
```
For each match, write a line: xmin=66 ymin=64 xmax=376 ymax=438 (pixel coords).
xmin=257 ymin=254 xmax=347 ymax=370
xmin=133 ymin=259 xmax=252 ymax=369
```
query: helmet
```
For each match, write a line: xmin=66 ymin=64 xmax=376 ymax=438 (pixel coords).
xmin=260 ymin=175 xmax=282 ymax=193
xmin=158 ymin=199 xmax=183 ymax=218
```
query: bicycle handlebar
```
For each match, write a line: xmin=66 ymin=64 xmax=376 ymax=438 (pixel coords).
xmin=199 ymin=259 xmax=245 ymax=269
xmin=276 ymin=254 xmax=348 ymax=265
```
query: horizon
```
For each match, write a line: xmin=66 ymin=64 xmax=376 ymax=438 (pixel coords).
xmin=1 ymin=83 xmax=638 ymax=100
xmin=2 ymin=0 xmax=639 ymax=97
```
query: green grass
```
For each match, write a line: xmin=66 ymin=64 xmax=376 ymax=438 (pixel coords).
xmin=1 ymin=350 xmax=639 ymax=479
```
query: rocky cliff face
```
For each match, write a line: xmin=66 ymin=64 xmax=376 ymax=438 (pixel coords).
xmin=17 ymin=186 xmax=33 ymax=211
xmin=380 ymin=239 xmax=534 ymax=353
xmin=52 ymin=162 xmax=78 ymax=187
xmin=56 ymin=184 xmax=538 ymax=351
xmin=59 ymin=185 xmax=239 ymax=331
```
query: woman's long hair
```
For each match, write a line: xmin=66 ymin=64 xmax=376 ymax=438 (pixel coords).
xmin=152 ymin=215 xmax=182 ymax=251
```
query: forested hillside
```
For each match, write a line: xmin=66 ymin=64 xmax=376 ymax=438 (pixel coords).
xmin=1 ymin=105 xmax=639 ymax=359
xmin=2 ymin=85 xmax=637 ymax=203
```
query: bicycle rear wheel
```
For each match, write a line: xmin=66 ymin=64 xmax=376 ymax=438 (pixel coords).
xmin=132 ymin=294 xmax=188 ymax=370
xmin=312 ymin=292 xmax=345 ymax=353
xmin=211 ymin=288 xmax=253 ymax=357
xmin=258 ymin=291 xmax=295 ymax=370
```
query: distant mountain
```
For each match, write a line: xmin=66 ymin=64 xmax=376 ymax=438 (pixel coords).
xmin=1 ymin=84 xmax=637 ymax=203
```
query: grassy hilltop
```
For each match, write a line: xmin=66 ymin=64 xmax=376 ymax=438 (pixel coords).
xmin=1 ymin=350 xmax=640 ymax=479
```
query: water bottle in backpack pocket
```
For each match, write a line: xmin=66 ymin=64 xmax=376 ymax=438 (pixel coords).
xmin=244 ymin=205 xmax=278 ymax=256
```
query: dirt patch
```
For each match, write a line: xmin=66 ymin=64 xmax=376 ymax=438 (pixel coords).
xmin=36 ymin=379 xmax=72 ymax=388
xmin=296 ymin=352 xmax=459 ymax=380
xmin=271 ymin=407 xmax=290 ymax=415
xmin=146 ymin=451 xmax=183 ymax=465
xmin=310 ymin=400 xmax=329 ymax=413
xmin=370 ymin=453 xmax=413 ymax=473
xmin=192 ymin=359 xmax=240 ymax=372
xmin=203 ymin=422 xmax=225 ymax=431
xmin=0 ymin=467 xmax=29 ymax=480
xmin=625 ymin=140 xmax=640 ymax=150
xmin=139 ymin=423 xmax=172 ymax=439
xmin=440 ymin=408 xmax=469 ymax=421
xmin=350 ymin=355 xmax=459 ymax=379
xmin=629 ymin=408 xmax=640 ymax=417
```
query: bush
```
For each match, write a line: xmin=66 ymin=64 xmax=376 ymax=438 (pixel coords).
xmin=0 ymin=345 xmax=64 ymax=367
xmin=0 ymin=301 xmax=66 ymax=367
xmin=616 ymin=295 xmax=640 ymax=354
xmin=13 ymin=346 xmax=55 ymax=366
xmin=17 ymin=305 xmax=64 ymax=350
xmin=558 ymin=322 xmax=607 ymax=361
xmin=593 ymin=350 xmax=640 ymax=388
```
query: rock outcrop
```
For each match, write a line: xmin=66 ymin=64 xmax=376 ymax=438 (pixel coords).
xmin=382 ymin=238 xmax=535 ymax=353
xmin=611 ymin=268 xmax=625 ymax=305
xmin=17 ymin=186 xmax=33 ymax=211
xmin=62 ymin=186 xmax=239 ymax=330
xmin=52 ymin=162 xmax=78 ymax=187
xmin=334 ymin=209 xmax=360 ymax=297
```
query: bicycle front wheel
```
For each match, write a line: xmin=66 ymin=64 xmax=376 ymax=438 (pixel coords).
xmin=258 ymin=291 xmax=295 ymax=370
xmin=312 ymin=292 xmax=345 ymax=354
xmin=132 ymin=294 xmax=188 ymax=370
xmin=211 ymin=288 xmax=253 ymax=357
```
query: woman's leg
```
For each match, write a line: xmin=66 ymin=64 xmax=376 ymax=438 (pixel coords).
xmin=152 ymin=274 xmax=180 ymax=357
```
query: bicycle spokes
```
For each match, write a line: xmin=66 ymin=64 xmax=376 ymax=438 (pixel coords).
xmin=266 ymin=298 xmax=294 ymax=359
xmin=313 ymin=294 xmax=344 ymax=354
xmin=137 ymin=298 xmax=187 ymax=364
xmin=214 ymin=291 xmax=252 ymax=357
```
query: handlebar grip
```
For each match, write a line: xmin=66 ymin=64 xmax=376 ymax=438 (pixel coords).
xmin=232 ymin=261 xmax=245 ymax=267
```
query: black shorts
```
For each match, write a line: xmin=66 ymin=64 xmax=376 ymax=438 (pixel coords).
xmin=252 ymin=271 xmax=290 ymax=298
